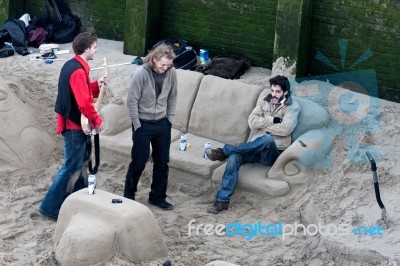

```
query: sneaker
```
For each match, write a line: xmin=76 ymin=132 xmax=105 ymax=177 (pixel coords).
xmin=148 ymin=199 xmax=174 ymax=210
xmin=205 ymin=148 xmax=227 ymax=161
xmin=38 ymin=209 xmax=57 ymax=222
xmin=207 ymin=202 xmax=229 ymax=214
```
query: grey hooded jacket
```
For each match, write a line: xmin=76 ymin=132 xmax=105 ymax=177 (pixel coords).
xmin=127 ymin=64 xmax=177 ymax=130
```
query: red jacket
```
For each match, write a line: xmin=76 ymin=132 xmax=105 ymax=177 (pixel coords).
xmin=56 ymin=55 xmax=102 ymax=134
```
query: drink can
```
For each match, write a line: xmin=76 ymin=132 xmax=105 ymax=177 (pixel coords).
xmin=204 ymin=142 xmax=212 ymax=158
xmin=199 ymin=49 xmax=209 ymax=64
xmin=180 ymin=134 xmax=187 ymax=151
xmin=88 ymin=175 xmax=96 ymax=194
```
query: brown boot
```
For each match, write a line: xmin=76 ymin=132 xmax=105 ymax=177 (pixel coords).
xmin=205 ymin=148 xmax=227 ymax=161
xmin=207 ymin=202 xmax=229 ymax=214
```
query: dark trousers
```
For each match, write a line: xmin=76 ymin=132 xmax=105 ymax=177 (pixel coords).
xmin=124 ymin=117 xmax=172 ymax=203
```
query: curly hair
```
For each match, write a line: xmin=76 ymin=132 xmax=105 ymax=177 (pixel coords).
xmin=269 ymin=75 xmax=291 ymax=97
xmin=72 ymin=32 xmax=97 ymax=55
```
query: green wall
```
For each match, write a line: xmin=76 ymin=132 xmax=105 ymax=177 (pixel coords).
xmin=0 ymin=1 xmax=24 ymax=23
xmin=158 ymin=0 xmax=278 ymax=67
xmin=0 ymin=1 xmax=10 ymax=24
xmin=2 ymin=0 xmax=400 ymax=102
xmin=24 ymin=0 xmax=126 ymax=40
xmin=22 ymin=0 xmax=277 ymax=67
xmin=273 ymin=0 xmax=313 ymax=77
xmin=308 ymin=0 xmax=400 ymax=102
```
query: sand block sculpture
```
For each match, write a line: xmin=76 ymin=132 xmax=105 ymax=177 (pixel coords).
xmin=0 ymin=78 xmax=55 ymax=174
xmin=53 ymin=189 xmax=167 ymax=265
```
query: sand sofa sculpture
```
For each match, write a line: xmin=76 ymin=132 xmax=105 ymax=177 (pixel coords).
xmin=100 ymin=69 xmax=332 ymax=196
xmin=53 ymin=189 xmax=167 ymax=265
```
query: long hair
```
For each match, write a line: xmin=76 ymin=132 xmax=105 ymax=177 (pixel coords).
xmin=72 ymin=32 xmax=97 ymax=55
xmin=144 ymin=44 xmax=176 ymax=69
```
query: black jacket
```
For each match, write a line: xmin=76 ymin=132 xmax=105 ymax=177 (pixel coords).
xmin=54 ymin=58 xmax=84 ymax=128
xmin=0 ymin=19 xmax=29 ymax=57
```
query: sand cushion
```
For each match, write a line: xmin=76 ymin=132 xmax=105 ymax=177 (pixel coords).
xmin=187 ymin=75 xmax=263 ymax=145
xmin=173 ymin=69 xmax=204 ymax=133
xmin=53 ymin=189 xmax=167 ymax=265
xmin=168 ymin=75 xmax=263 ymax=184
xmin=169 ymin=133 xmax=226 ymax=183
xmin=99 ymin=128 xmax=132 ymax=156
xmin=291 ymin=96 xmax=329 ymax=140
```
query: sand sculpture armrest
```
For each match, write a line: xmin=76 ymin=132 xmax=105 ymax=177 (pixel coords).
xmin=99 ymin=98 xmax=131 ymax=136
xmin=268 ymin=128 xmax=335 ymax=184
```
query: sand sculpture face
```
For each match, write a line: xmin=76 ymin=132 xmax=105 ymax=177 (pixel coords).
xmin=0 ymin=79 xmax=55 ymax=173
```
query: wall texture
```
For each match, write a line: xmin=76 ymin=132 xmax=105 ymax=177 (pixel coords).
xmin=4 ymin=0 xmax=399 ymax=102
xmin=23 ymin=0 xmax=277 ymax=67
xmin=308 ymin=0 xmax=400 ymax=102
xmin=0 ymin=1 xmax=24 ymax=24
xmin=0 ymin=1 xmax=11 ymax=24
xmin=158 ymin=0 xmax=278 ymax=67
xmin=24 ymin=0 xmax=126 ymax=40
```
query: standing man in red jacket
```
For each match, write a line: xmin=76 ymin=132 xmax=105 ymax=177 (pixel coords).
xmin=39 ymin=32 xmax=107 ymax=220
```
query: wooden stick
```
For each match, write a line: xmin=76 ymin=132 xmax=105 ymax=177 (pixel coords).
xmin=18 ymin=61 xmax=28 ymax=71
xmin=91 ymin=61 xmax=133 ymax=71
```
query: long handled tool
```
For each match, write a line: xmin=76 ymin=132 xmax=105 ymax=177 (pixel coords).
xmin=90 ymin=57 xmax=143 ymax=71
xmin=366 ymin=152 xmax=387 ymax=226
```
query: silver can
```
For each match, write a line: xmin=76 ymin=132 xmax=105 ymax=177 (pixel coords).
xmin=180 ymin=134 xmax=187 ymax=151
xmin=204 ymin=142 xmax=212 ymax=158
xmin=88 ymin=175 xmax=96 ymax=194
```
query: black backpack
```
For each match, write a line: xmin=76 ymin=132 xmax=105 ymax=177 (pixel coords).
xmin=44 ymin=0 xmax=81 ymax=43
xmin=0 ymin=19 xmax=29 ymax=56
xmin=152 ymin=38 xmax=197 ymax=70
xmin=195 ymin=52 xmax=252 ymax=79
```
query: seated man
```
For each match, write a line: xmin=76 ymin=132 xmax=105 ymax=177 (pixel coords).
xmin=205 ymin=75 xmax=300 ymax=214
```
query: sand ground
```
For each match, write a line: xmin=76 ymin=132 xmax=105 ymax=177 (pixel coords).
xmin=0 ymin=39 xmax=399 ymax=266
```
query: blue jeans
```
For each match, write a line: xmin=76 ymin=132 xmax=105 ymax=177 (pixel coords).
xmin=39 ymin=130 xmax=89 ymax=220
xmin=216 ymin=135 xmax=280 ymax=203
xmin=124 ymin=117 xmax=171 ymax=203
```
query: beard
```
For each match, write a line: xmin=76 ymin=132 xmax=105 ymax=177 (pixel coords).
xmin=271 ymin=95 xmax=285 ymax=104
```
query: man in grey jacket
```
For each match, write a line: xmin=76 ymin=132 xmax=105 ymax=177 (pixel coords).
xmin=124 ymin=44 xmax=177 ymax=210
xmin=205 ymin=75 xmax=300 ymax=214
